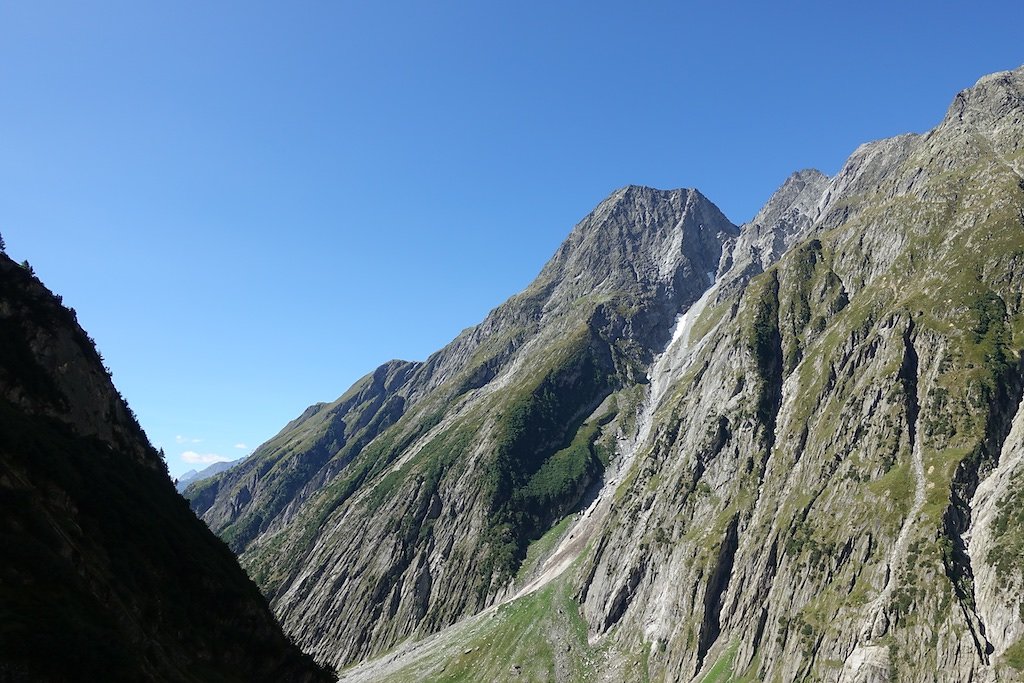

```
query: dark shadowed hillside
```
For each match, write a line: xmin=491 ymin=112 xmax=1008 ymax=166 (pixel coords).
xmin=0 ymin=255 xmax=334 ymax=682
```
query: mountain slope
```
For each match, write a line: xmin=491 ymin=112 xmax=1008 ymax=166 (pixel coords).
xmin=0 ymin=256 xmax=333 ymax=682
xmin=189 ymin=186 xmax=739 ymax=666
xmin=573 ymin=66 xmax=1024 ymax=683
xmin=195 ymin=66 xmax=1024 ymax=682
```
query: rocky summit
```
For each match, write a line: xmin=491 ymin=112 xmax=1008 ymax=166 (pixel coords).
xmin=183 ymin=65 xmax=1024 ymax=682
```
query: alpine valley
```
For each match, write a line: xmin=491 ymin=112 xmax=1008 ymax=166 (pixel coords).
xmin=3 ymin=66 xmax=1023 ymax=683
xmin=185 ymin=66 xmax=1024 ymax=682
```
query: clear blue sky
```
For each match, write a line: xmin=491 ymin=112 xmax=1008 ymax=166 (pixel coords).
xmin=2 ymin=2 xmax=1022 ymax=477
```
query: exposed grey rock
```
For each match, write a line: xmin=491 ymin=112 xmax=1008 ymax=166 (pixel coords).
xmin=189 ymin=184 xmax=738 ymax=668
xmin=729 ymin=168 xmax=830 ymax=275
xmin=196 ymin=65 xmax=1024 ymax=682
xmin=576 ymin=64 xmax=1024 ymax=683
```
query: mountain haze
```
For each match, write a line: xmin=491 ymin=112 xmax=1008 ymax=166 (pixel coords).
xmin=175 ymin=457 xmax=245 ymax=493
xmin=190 ymin=66 xmax=1024 ymax=682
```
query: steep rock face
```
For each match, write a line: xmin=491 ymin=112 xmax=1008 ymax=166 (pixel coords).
xmin=197 ymin=66 xmax=1024 ymax=682
xmin=720 ymin=168 xmax=830 ymax=282
xmin=576 ymin=66 xmax=1024 ymax=682
xmin=189 ymin=187 xmax=738 ymax=667
xmin=0 ymin=257 xmax=333 ymax=682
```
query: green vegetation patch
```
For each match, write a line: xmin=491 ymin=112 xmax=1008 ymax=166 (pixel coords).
xmin=1003 ymin=637 xmax=1024 ymax=672
xmin=515 ymin=511 xmax=575 ymax=582
xmin=689 ymin=295 xmax=731 ymax=347
xmin=699 ymin=640 xmax=739 ymax=683
xmin=387 ymin=576 xmax=598 ymax=683
xmin=481 ymin=329 xmax=616 ymax=581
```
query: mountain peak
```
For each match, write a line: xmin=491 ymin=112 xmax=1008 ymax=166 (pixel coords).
xmin=719 ymin=168 xmax=830 ymax=280
xmin=945 ymin=63 xmax=1024 ymax=127
xmin=182 ymin=67 xmax=1024 ymax=681
xmin=537 ymin=184 xmax=737 ymax=315
xmin=599 ymin=184 xmax=701 ymax=213
xmin=752 ymin=169 xmax=828 ymax=224
xmin=970 ymin=63 xmax=1024 ymax=89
